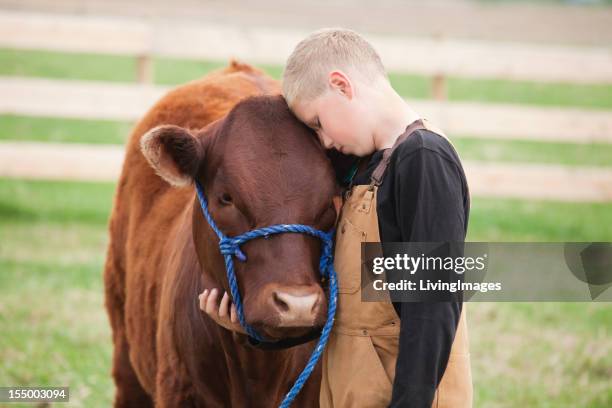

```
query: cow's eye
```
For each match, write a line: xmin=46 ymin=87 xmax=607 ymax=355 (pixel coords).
xmin=219 ymin=193 xmax=233 ymax=206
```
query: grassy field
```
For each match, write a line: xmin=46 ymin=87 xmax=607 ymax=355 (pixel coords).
xmin=1 ymin=46 xmax=611 ymax=407
xmin=0 ymin=180 xmax=115 ymax=407
xmin=1 ymin=178 xmax=611 ymax=407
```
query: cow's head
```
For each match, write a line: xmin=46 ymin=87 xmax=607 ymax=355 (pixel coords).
xmin=141 ymin=95 xmax=339 ymax=341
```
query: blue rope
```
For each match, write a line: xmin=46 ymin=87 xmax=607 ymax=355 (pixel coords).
xmin=194 ymin=181 xmax=338 ymax=407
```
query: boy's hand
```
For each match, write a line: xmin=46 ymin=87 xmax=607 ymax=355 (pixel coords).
xmin=198 ymin=288 xmax=247 ymax=335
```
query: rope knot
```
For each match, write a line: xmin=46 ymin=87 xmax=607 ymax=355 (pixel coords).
xmin=219 ymin=237 xmax=247 ymax=262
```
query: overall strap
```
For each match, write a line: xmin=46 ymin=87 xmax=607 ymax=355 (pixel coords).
xmin=369 ymin=118 xmax=427 ymax=187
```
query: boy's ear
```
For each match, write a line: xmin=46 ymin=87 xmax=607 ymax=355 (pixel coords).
xmin=329 ymin=70 xmax=353 ymax=99
xmin=140 ymin=124 xmax=205 ymax=187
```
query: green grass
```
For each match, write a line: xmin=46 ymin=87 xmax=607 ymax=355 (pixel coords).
xmin=0 ymin=48 xmax=139 ymax=83
xmin=155 ymin=60 xmax=284 ymax=86
xmin=390 ymin=72 xmax=612 ymax=110
xmin=467 ymin=198 xmax=612 ymax=241
xmin=0 ymin=179 xmax=115 ymax=225
xmin=0 ymin=114 xmax=133 ymax=145
xmin=453 ymin=138 xmax=612 ymax=168
xmin=469 ymin=302 xmax=612 ymax=407
xmin=154 ymin=58 xmax=228 ymax=85
xmin=0 ymin=231 xmax=112 ymax=407
xmin=0 ymin=179 xmax=113 ymax=406
xmin=1 ymin=179 xmax=611 ymax=241
xmin=1 ymin=179 xmax=611 ymax=407
xmin=3 ymin=48 xmax=612 ymax=109
xmin=443 ymin=76 xmax=612 ymax=109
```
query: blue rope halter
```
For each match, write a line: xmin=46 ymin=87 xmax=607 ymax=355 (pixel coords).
xmin=194 ymin=180 xmax=338 ymax=407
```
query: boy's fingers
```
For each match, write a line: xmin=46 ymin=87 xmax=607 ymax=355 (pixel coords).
xmin=219 ymin=292 xmax=230 ymax=318
xmin=230 ymin=303 xmax=237 ymax=323
xmin=198 ymin=289 xmax=209 ymax=311
xmin=205 ymin=288 xmax=219 ymax=315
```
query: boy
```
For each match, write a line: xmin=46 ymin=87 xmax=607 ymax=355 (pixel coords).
xmin=201 ymin=28 xmax=472 ymax=407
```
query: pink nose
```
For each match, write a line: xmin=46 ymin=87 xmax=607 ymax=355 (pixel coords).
xmin=271 ymin=288 xmax=322 ymax=327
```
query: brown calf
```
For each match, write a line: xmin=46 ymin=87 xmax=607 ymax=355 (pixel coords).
xmin=104 ymin=62 xmax=338 ymax=407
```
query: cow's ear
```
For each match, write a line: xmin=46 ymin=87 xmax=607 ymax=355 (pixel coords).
xmin=140 ymin=125 xmax=204 ymax=187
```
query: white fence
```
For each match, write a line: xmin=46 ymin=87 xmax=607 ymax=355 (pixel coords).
xmin=2 ymin=141 xmax=611 ymax=202
xmin=1 ymin=11 xmax=612 ymax=85
xmin=1 ymin=10 xmax=611 ymax=201
xmin=2 ymin=78 xmax=611 ymax=144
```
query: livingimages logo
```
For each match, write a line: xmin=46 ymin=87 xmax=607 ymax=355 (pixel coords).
xmin=361 ymin=242 xmax=612 ymax=302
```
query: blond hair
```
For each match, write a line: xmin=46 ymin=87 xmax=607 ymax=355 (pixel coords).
xmin=282 ymin=28 xmax=388 ymax=108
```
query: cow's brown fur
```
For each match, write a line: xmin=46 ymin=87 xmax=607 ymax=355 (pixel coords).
xmin=103 ymin=61 xmax=337 ymax=407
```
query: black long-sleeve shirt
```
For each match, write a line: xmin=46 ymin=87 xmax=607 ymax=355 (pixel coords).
xmin=350 ymin=128 xmax=470 ymax=407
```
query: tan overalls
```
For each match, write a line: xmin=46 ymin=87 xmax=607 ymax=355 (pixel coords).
xmin=320 ymin=119 xmax=473 ymax=408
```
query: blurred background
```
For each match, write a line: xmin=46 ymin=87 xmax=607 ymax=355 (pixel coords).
xmin=0 ymin=0 xmax=610 ymax=406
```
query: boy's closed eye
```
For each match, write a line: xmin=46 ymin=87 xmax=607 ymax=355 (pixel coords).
xmin=308 ymin=117 xmax=321 ymax=131
xmin=309 ymin=117 xmax=325 ymax=143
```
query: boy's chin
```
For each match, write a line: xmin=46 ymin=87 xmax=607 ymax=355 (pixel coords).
xmin=344 ymin=146 xmax=371 ymax=157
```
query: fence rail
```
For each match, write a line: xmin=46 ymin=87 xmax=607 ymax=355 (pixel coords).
xmin=1 ymin=10 xmax=611 ymax=94
xmin=2 ymin=141 xmax=611 ymax=202
xmin=2 ymin=77 xmax=611 ymax=144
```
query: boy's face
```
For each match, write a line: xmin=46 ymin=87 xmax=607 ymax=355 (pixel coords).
xmin=291 ymin=71 xmax=376 ymax=157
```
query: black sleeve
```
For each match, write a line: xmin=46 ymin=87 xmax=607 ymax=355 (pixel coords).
xmin=388 ymin=147 xmax=466 ymax=408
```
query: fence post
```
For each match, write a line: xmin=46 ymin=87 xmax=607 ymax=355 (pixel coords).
xmin=136 ymin=54 xmax=153 ymax=84
xmin=432 ymin=74 xmax=447 ymax=101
